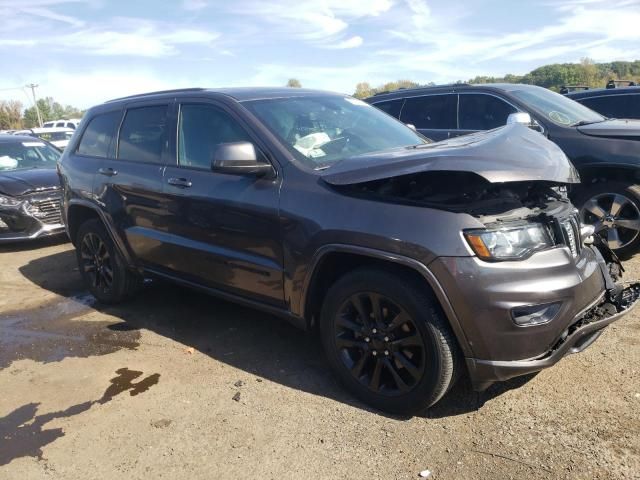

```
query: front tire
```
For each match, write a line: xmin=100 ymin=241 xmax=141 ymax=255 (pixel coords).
xmin=574 ymin=181 xmax=640 ymax=258
xmin=320 ymin=268 xmax=460 ymax=415
xmin=75 ymin=219 xmax=141 ymax=304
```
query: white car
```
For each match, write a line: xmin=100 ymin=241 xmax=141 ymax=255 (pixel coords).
xmin=42 ymin=118 xmax=81 ymax=130
xmin=29 ymin=127 xmax=74 ymax=150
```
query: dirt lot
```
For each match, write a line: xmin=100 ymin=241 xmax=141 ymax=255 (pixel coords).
xmin=1 ymin=237 xmax=639 ymax=480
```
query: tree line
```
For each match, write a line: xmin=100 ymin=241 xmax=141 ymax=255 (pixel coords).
xmin=0 ymin=97 xmax=84 ymax=130
xmin=352 ymin=58 xmax=640 ymax=98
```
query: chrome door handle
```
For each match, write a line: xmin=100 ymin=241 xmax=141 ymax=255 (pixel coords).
xmin=98 ymin=167 xmax=117 ymax=176
xmin=167 ymin=177 xmax=192 ymax=188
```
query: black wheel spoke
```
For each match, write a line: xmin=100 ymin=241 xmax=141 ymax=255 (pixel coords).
xmin=387 ymin=311 xmax=410 ymax=331
xmin=350 ymin=295 xmax=372 ymax=328
xmin=335 ymin=336 xmax=366 ymax=350
xmin=351 ymin=352 xmax=370 ymax=378
xmin=383 ymin=358 xmax=410 ymax=393
xmin=370 ymin=293 xmax=384 ymax=328
xmin=369 ymin=359 xmax=383 ymax=392
xmin=391 ymin=333 xmax=422 ymax=348
xmin=336 ymin=314 xmax=364 ymax=334
xmin=393 ymin=351 xmax=422 ymax=381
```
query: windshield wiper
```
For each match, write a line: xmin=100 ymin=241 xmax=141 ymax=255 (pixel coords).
xmin=570 ymin=119 xmax=604 ymax=127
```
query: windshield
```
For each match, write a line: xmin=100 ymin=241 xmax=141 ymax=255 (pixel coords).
xmin=243 ymin=96 xmax=427 ymax=169
xmin=0 ymin=140 xmax=61 ymax=171
xmin=510 ymin=87 xmax=605 ymax=126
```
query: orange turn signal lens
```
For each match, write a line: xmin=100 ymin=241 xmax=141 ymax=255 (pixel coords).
xmin=464 ymin=233 xmax=492 ymax=259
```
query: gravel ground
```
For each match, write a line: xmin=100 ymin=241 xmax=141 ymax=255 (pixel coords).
xmin=1 ymin=237 xmax=639 ymax=479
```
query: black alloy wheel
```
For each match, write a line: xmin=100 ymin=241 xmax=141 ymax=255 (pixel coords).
xmin=80 ymin=232 xmax=114 ymax=294
xmin=335 ymin=292 xmax=426 ymax=396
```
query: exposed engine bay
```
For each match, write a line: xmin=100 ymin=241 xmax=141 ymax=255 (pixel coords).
xmin=334 ymin=170 xmax=568 ymax=218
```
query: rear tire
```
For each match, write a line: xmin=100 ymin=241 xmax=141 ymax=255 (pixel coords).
xmin=75 ymin=219 xmax=141 ymax=304
xmin=573 ymin=181 xmax=640 ymax=258
xmin=319 ymin=267 xmax=460 ymax=415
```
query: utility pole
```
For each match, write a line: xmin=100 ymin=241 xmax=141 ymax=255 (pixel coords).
xmin=26 ymin=83 xmax=42 ymax=127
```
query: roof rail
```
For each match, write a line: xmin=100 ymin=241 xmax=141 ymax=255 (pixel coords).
xmin=559 ymin=85 xmax=590 ymax=94
xmin=105 ymin=87 xmax=206 ymax=103
xmin=606 ymin=79 xmax=637 ymax=89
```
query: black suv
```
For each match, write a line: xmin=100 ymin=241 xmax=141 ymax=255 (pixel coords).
xmin=367 ymin=84 xmax=640 ymax=256
xmin=565 ymin=84 xmax=640 ymax=120
xmin=59 ymin=88 xmax=638 ymax=414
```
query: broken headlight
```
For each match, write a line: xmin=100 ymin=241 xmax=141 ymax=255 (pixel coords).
xmin=0 ymin=194 xmax=21 ymax=207
xmin=465 ymin=223 xmax=553 ymax=261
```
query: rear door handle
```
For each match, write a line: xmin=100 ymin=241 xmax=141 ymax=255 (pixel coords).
xmin=167 ymin=177 xmax=192 ymax=188
xmin=98 ymin=167 xmax=117 ymax=176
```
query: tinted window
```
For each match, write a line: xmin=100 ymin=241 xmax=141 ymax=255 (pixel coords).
xmin=400 ymin=95 xmax=456 ymax=129
xmin=178 ymin=104 xmax=251 ymax=170
xmin=55 ymin=122 xmax=65 ymax=128
xmin=458 ymin=94 xmax=517 ymax=130
xmin=67 ymin=122 xmax=76 ymax=129
xmin=579 ymin=94 xmax=638 ymax=119
xmin=77 ymin=111 xmax=121 ymax=158
xmin=372 ymin=99 xmax=403 ymax=119
xmin=118 ymin=106 xmax=168 ymax=164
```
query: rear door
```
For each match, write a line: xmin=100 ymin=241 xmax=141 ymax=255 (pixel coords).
xmin=97 ymin=100 xmax=173 ymax=268
xmin=453 ymin=93 xmax=517 ymax=137
xmin=160 ymin=99 xmax=284 ymax=305
xmin=399 ymin=94 xmax=457 ymax=141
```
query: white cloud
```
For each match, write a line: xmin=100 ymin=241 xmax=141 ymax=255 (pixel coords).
xmin=183 ymin=0 xmax=207 ymax=10
xmin=325 ymin=35 xmax=363 ymax=49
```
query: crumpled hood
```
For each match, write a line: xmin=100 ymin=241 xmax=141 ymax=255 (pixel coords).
xmin=321 ymin=124 xmax=579 ymax=186
xmin=577 ymin=118 xmax=640 ymax=138
xmin=0 ymin=168 xmax=60 ymax=197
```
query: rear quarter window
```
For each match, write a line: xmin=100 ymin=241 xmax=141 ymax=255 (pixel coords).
xmin=76 ymin=111 xmax=122 ymax=158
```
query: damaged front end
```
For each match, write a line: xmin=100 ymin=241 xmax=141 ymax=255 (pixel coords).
xmin=321 ymin=125 xmax=639 ymax=389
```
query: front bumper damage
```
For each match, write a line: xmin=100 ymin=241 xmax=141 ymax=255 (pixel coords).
xmin=466 ymin=240 xmax=640 ymax=391
xmin=0 ymin=194 xmax=65 ymax=242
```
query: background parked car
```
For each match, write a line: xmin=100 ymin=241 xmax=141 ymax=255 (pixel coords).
xmin=367 ymin=84 xmax=640 ymax=256
xmin=0 ymin=134 xmax=64 ymax=241
xmin=31 ymin=127 xmax=74 ymax=150
xmin=43 ymin=118 xmax=81 ymax=130
xmin=565 ymin=83 xmax=640 ymax=120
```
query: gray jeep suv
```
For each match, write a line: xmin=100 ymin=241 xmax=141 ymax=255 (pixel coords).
xmin=58 ymin=88 xmax=639 ymax=414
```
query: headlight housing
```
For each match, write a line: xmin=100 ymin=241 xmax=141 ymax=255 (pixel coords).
xmin=0 ymin=194 xmax=21 ymax=207
xmin=465 ymin=223 xmax=553 ymax=261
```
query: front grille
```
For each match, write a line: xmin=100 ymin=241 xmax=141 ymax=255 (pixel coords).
xmin=27 ymin=197 xmax=62 ymax=225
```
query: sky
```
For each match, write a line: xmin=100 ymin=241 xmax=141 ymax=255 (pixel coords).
xmin=1 ymin=0 xmax=639 ymax=109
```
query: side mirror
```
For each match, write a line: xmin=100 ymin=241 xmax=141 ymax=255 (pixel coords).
xmin=406 ymin=123 xmax=417 ymax=131
xmin=507 ymin=112 xmax=544 ymax=134
xmin=212 ymin=142 xmax=273 ymax=177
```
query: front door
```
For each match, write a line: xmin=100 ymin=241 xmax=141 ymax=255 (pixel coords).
xmin=160 ymin=101 xmax=284 ymax=306
xmin=399 ymin=93 xmax=457 ymax=141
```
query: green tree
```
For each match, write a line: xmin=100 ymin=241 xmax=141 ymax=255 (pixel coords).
xmin=353 ymin=82 xmax=373 ymax=99
xmin=286 ymin=78 xmax=302 ymax=88
xmin=0 ymin=100 xmax=23 ymax=129
xmin=23 ymin=97 xmax=83 ymax=128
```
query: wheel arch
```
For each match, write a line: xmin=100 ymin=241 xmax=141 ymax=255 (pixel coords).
xmin=66 ymin=200 xmax=134 ymax=266
xmin=300 ymin=245 xmax=474 ymax=357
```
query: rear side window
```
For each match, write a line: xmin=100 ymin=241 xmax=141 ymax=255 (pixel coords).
xmin=400 ymin=94 xmax=457 ymax=129
xmin=579 ymin=94 xmax=638 ymax=119
xmin=458 ymin=94 xmax=517 ymax=130
xmin=118 ymin=105 xmax=168 ymax=164
xmin=77 ymin=111 xmax=121 ymax=158
xmin=178 ymin=104 xmax=251 ymax=170
xmin=372 ymin=99 xmax=404 ymax=119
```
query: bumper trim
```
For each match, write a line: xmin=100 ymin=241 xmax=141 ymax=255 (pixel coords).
xmin=0 ymin=222 xmax=65 ymax=242
xmin=466 ymin=288 xmax=639 ymax=391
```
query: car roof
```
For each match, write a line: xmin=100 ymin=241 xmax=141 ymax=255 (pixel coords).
xmin=31 ymin=127 xmax=74 ymax=133
xmin=566 ymin=86 xmax=640 ymax=99
xmin=0 ymin=134 xmax=47 ymax=143
xmin=365 ymin=83 xmax=542 ymax=102
xmin=104 ymin=87 xmax=342 ymax=104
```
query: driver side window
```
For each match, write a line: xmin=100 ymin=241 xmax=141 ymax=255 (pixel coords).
xmin=178 ymin=104 xmax=251 ymax=170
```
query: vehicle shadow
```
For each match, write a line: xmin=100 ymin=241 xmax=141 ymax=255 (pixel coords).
xmin=17 ymin=248 xmax=535 ymax=419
